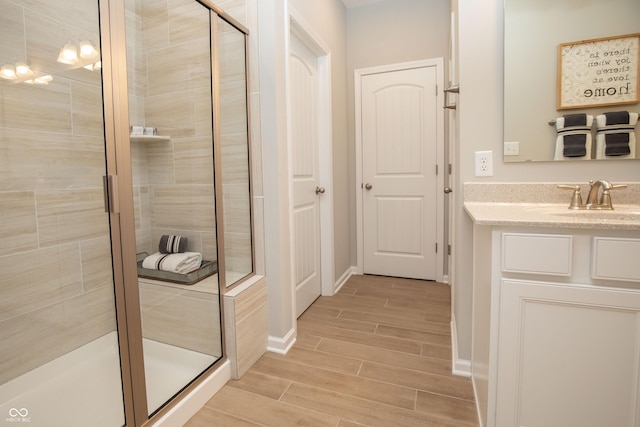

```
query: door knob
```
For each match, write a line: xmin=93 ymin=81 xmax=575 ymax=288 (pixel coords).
xmin=316 ymin=186 xmax=325 ymax=194
xmin=444 ymin=187 xmax=452 ymax=194
xmin=365 ymin=183 xmax=373 ymax=190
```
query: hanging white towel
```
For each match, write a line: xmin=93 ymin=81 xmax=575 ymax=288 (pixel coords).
xmin=595 ymin=111 xmax=638 ymax=160
xmin=553 ymin=114 xmax=593 ymax=160
xmin=142 ymin=252 xmax=202 ymax=274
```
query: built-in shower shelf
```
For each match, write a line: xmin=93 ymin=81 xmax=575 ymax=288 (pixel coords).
xmin=130 ymin=135 xmax=170 ymax=143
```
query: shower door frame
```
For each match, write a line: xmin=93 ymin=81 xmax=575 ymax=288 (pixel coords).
xmin=99 ymin=0 xmax=148 ymax=424
xmin=99 ymin=0 xmax=253 ymax=425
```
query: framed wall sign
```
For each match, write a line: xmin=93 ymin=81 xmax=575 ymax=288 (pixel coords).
xmin=557 ymin=33 xmax=639 ymax=110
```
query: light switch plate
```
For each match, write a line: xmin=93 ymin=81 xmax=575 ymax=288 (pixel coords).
xmin=504 ymin=141 xmax=519 ymax=156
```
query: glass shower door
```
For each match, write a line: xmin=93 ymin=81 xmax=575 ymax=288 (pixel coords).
xmin=216 ymin=16 xmax=254 ymax=287
xmin=124 ymin=0 xmax=223 ymax=414
xmin=0 ymin=0 xmax=125 ymax=425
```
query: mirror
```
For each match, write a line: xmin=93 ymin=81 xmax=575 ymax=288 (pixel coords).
xmin=503 ymin=0 xmax=640 ymax=162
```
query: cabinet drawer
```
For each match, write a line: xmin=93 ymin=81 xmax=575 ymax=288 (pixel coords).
xmin=502 ymin=233 xmax=572 ymax=276
xmin=592 ymin=237 xmax=640 ymax=282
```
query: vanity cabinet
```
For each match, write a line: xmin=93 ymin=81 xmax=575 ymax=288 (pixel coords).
xmin=472 ymin=226 xmax=640 ymax=427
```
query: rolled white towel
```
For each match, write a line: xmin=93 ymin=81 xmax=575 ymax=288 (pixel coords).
xmin=142 ymin=252 xmax=202 ymax=274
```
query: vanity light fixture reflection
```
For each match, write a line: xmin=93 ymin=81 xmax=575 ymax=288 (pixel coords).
xmin=24 ymin=74 xmax=53 ymax=85
xmin=83 ymin=60 xmax=102 ymax=71
xmin=0 ymin=64 xmax=17 ymax=80
xmin=0 ymin=61 xmax=49 ymax=84
xmin=57 ymin=41 xmax=101 ymax=71
xmin=15 ymin=62 xmax=33 ymax=77
xmin=57 ymin=43 xmax=79 ymax=65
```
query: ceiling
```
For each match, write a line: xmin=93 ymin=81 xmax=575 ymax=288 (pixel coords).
xmin=342 ymin=0 xmax=386 ymax=8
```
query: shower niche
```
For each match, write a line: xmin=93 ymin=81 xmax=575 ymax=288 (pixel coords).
xmin=0 ymin=0 xmax=254 ymax=425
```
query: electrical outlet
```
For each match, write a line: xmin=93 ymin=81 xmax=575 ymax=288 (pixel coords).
xmin=475 ymin=150 xmax=493 ymax=177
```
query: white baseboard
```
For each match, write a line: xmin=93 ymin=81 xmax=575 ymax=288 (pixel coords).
xmin=151 ymin=360 xmax=231 ymax=427
xmin=450 ymin=317 xmax=471 ymax=377
xmin=453 ymin=357 xmax=471 ymax=377
xmin=333 ymin=266 xmax=356 ymax=294
xmin=267 ymin=328 xmax=296 ymax=355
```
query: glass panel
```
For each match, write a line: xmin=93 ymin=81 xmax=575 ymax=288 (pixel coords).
xmin=125 ymin=0 xmax=222 ymax=414
xmin=0 ymin=0 xmax=125 ymax=426
xmin=217 ymin=17 xmax=254 ymax=287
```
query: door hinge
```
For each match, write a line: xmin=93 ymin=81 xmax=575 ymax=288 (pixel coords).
xmin=448 ymin=244 xmax=452 ymax=255
xmin=435 ymin=243 xmax=438 ymax=253
xmin=436 ymin=164 xmax=439 ymax=175
xmin=448 ymin=163 xmax=452 ymax=175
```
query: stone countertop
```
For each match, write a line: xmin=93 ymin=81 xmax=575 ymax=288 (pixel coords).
xmin=463 ymin=182 xmax=640 ymax=230
xmin=464 ymin=202 xmax=640 ymax=230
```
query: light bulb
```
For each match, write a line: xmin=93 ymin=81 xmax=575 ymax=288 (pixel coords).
xmin=25 ymin=74 xmax=53 ymax=85
xmin=0 ymin=64 xmax=17 ymax=80
xmin=57 ymin=43 xmax=78 ymax=65
xmin=15 ymin=62 xmax=33 ymax=77
xmin=35 ymin=75 xmax=53 ymax=85
xmin=79 ymin=41 xmax=98 ymax=60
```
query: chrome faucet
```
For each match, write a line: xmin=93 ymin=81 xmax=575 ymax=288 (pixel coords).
xmin=558 ymin=180 xmax=626 ymax=210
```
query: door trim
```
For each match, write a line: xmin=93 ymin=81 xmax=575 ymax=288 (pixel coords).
xmin=287 ymin=7 xmax=335 ymax=302
xmin=355 ymin=59 xmax=446 ymax=283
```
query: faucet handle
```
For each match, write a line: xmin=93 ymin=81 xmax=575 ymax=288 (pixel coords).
xmin=557 ymin=184 xmax=584 ymax=209
xmin=601 ymin=184 xmax=627 ymax=209
xmin=557 ymin=184 xmax=580 ymax=190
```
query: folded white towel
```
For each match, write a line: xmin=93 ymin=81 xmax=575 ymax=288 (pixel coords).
xmin=594 ymin=111 xmax=638 ymax=160
xmin=553 ymin=114 xmax=593 ymax=160
xmin=142 ymin=252 xmax=202 ymax=274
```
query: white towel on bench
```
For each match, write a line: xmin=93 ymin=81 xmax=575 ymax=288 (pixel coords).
xmin=142 ymin=252 xmax=202 ymax=274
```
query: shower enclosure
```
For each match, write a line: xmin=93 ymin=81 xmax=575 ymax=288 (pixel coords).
xmin=0 ymin=0 xmax=253 ymax=425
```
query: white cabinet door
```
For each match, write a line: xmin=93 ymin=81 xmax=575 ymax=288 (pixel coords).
xmin=496 ymin=279 xmax=640 ymax=427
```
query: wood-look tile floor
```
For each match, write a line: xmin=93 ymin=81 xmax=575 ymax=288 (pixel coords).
xmin=185 ymin=275 xmax=478 ymax=427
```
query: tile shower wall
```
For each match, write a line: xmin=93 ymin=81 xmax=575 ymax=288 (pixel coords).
xmin=0 ymin=1 xmax=115 ymax=383
xmin=129 ymin=0 xmax=256 ymax=275
xmin=129 ymin=0 xmax=218 ymax=263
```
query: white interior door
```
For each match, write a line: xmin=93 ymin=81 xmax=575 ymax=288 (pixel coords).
xmin=290 ymin=32 xmax=322 ymax=317
xmin=361 ymin=66 xmax=439 ymax=280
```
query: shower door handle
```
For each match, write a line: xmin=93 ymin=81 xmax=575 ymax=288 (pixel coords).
xmin=103 ymin=175 xmax=120 ymax=214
